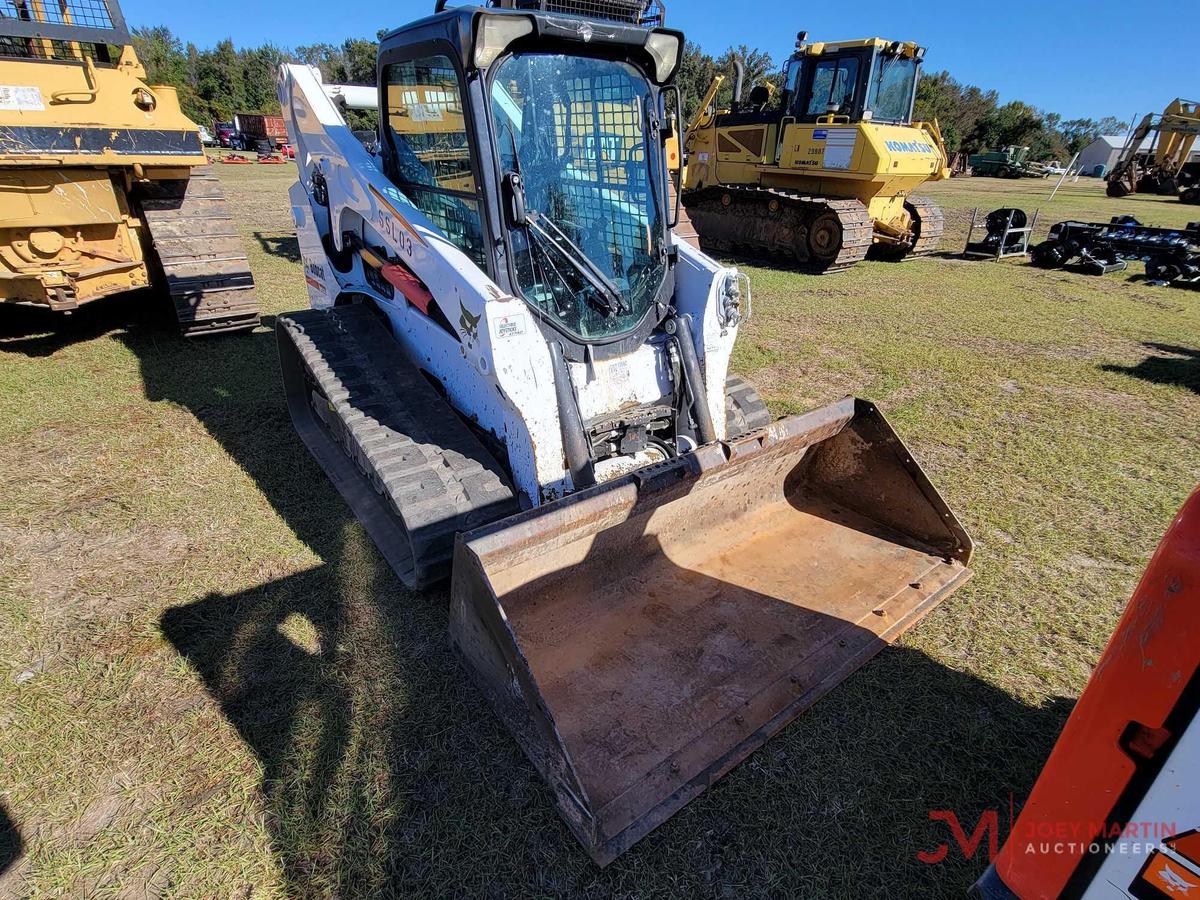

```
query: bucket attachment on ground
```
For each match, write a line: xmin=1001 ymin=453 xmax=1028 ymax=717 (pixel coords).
xmin=449 ymin=397 xmax=973 ymax=864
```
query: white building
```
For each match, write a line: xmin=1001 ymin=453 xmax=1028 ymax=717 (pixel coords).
xmin=1076 ymin=135 xmax=1138 ymax=176
xmin=1076 ymin=134 xmax=1200 ymax=176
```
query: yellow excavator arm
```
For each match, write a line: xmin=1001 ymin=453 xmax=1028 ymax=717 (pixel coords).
xmin=1112 ymin=100 xmax=1200 ymax=179
xmin=1153 ymin=98 xmax=1200 ymax=171
xmin=684 ymin=74 xmax=725 ymax=139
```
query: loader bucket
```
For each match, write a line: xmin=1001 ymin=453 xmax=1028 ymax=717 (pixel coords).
xmin=449 ymin=397 xmax=973 ymax=865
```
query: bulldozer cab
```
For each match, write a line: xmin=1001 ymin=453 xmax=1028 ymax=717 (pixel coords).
xmin=374 ymin=5 xmax=684 ymax=355
xmin=780 ymin=37 xmax=924 ymax=126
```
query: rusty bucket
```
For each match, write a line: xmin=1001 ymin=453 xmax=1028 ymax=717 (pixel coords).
xmin=449 ymin=397 xmax=973 ymax=864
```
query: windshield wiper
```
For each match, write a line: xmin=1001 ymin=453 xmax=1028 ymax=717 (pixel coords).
xmin=499 ymin=119 xmax=627 ymax=319
xmin=525 ymin=209 xmax=627 ymax=319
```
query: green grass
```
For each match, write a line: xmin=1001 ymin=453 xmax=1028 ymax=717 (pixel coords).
xmin=1 ymin=168 xmax=1198 ymax=898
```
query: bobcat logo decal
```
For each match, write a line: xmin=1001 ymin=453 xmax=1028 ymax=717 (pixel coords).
xmin=459 ymin=300 xmax=481 ymax=341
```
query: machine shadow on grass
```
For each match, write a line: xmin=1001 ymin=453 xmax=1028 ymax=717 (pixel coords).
xmin=255 ymin=230 xmax=301 ymax=263
xmin=0 ymin=802 xmax=21 ymax=877
xmin=115 ymin=322 xmax=1075 ymax=896
xmin=0 ymin=289 xmax=173 ymax=358
xmin=1102 ymin=341 xmax=1200 ymax=395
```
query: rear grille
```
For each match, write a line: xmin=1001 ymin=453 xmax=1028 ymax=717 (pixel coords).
xmin=0 ymin=35 xmax=111 ymax=60
xmin=0 ymin=0 xmax=129 ymax=59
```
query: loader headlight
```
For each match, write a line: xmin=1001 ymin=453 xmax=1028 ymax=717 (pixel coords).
xmin=644 ymin=31 xmax=681 ymax=83
xmin=475 ymin=15 xmax=534 ymax=69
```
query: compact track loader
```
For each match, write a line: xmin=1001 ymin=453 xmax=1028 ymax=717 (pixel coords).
xmin=0 ymin=0 xmax=259 ymax=334
xmin=277 ymin=0 xmax=972 ymax=864
xmin=682 ymin=33 xmax=950 ymax=272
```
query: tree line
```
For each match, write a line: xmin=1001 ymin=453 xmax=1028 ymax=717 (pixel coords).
xmin=133 ymin=25 xmax=1128 ymax=161
xmin=912 ymin=69 xmax=1127 ymax=161
xmin=132 ymin=26 xmax=382 ymax=126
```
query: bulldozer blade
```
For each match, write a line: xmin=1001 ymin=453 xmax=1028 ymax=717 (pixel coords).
xmin=449 ymin=397 xmax=973 ymax=865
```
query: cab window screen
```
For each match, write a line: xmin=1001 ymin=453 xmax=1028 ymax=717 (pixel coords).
xmin=805 ymin=57 xmax=858 ymax=117
xmin=384 ymin=55 xmax=485 ymax=266
xmin=0 ymin=0 xmax=124 ymax=60
xmin=868 ymin=56 xmax=918 ymax=123
xmin=490 ymin=54 xmax=665 ymax=342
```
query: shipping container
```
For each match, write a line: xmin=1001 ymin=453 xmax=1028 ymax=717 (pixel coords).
xmin=232 ymin=113 xmax=288 ymax=149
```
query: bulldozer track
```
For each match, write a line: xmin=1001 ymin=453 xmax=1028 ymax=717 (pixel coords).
xmin=667 ymin=178 xmax=700 ymax=248
xmin=277 ymin=304 xmax=517 ymax=588
xmin=682 ymin=186 xmax=873 ymax=273
xmin=137 ymin=167 xmax=260 ymax=336
xmin=904 ymin=196 xmax=944 ymax=257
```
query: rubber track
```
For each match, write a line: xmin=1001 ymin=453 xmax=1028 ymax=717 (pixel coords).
xmin=724 ymin=373 xmax=771 ymax=439
xmin=682 ymin=186 xmax=873 ymax=273
xmin=138 ymin=167 xmax=260 ymax=336
xmin=278 ymin=304 xmax=517 ymax=588
xmin=905 ymin=196 xmax=944 ymax=257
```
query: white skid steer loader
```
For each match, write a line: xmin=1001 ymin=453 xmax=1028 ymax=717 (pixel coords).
xmin=276 ymin=0 xmax=973 ymax=865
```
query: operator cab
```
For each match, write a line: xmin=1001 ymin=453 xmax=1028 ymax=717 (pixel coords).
xmin=779 ymin=34 xmax=925 ymax=125
xmin=374 ymin=0 xmax=683 ymax=360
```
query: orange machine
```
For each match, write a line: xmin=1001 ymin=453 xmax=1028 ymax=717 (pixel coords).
xmin=975 ymin=488 xmax=1200 ymax=899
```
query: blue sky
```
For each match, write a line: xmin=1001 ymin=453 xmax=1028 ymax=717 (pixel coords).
xmin=124 ymin=0 xmax=1191 ymax=122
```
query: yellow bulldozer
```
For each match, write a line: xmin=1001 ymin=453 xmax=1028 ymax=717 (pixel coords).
xmin=682 ymin=33 xmax=950 ymax=272
xmin=0 ymin=0 xmax=259 ymax=335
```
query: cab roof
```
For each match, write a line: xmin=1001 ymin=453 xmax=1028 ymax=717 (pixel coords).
xmin=795 ymin=37 xmax=925 ymax=59
xmin=377 ymin=5 xmax=682 ymax=83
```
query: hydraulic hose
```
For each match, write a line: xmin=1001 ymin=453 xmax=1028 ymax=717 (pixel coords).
xmin=670 ymin=314 xmax=718 ymax=445
xmin=549 ymin=341 xmax=596 ymax=490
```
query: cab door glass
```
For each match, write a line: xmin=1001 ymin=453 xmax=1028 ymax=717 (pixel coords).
xmin=383 ymin=54 xmax=485 ymax=267
xmin=784 ymin=58 xmax=802 ymax=101
xmin=805 ymin=57 xmax=859 ymax=117
xmin=867 ymin=56 xmax=918 ymax=123
xmin=489 ymin=54 xmax=665 ymax=343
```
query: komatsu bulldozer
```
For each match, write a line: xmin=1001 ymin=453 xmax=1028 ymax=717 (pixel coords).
xmin=276 ymin=0 xmax=972 ymax=864
xmin=682 ymin=33 xmax=950 ymax=272
xmin=0 ymin=0 xmax=259 ymax=334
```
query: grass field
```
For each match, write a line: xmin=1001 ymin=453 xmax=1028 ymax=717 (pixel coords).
xmin=1 ymin=167 xmax=1198 ymax=899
